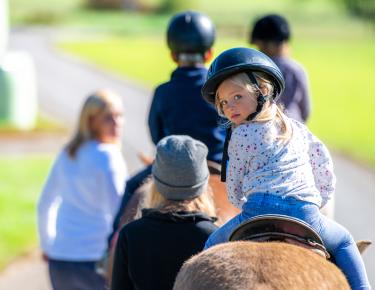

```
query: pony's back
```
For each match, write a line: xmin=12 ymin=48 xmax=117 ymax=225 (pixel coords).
xmin=174 ymin=241 xmax=349 ymax=290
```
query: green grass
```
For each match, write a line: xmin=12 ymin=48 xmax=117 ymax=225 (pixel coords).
xmin=295 ymin=39 xmax=375 ymax=164
xmin=0 ymin=155 xmax=53 ymax=269
xmin=60 ymin=36 xmax=175 ymax=86
xmin=58 ymin=36 xmax=248 ymax=85
xmin=65 ymin=10 xmax=169 ymax=35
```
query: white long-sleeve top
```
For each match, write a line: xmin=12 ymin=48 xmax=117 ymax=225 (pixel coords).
xmin=227 ymin=118 xmax=335 ymax=209
xmin=37 ymin=140 xmax=128 ymax=261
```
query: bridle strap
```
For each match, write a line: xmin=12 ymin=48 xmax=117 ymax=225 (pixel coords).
xmin=246 ymin=72 xmax=270 ymax=121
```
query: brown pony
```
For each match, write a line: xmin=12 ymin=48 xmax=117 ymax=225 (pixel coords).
xmin=173 ymin=241 xmax=350 ymax=290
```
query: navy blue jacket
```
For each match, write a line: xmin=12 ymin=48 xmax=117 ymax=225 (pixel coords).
xmin=148 ymin=67 xmax=225 ymax=163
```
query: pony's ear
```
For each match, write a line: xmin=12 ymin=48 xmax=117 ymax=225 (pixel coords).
xmin=356 ymin=240 xmax=372 ymax=254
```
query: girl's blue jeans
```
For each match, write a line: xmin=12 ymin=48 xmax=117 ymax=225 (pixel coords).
xmin=205 ymin=193 xmax=371 ymax=290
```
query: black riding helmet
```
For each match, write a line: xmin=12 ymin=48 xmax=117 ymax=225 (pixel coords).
xmin=167 ymin=11 xmax=215 ymax=55
xmin=201 ymin=47 xmax=285 ymax=106
xmin=250 ymin=14 xmax=290 ymax=44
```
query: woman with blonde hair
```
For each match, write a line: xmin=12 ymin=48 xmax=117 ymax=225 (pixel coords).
xmin=37 ymin=90 xmax=128 ymax=290
xmin=111 ymin=135 xmax=218 ymax=290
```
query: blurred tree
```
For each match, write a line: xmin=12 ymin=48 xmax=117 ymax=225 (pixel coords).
xmin=157 ymin=0 xmax=196 ymax=13
xmin=340 ymin=0 xmax=375 ymax=21
xmin=86 ymin=0 xmax=196 ymax=12
xmin=87 ymin=0 xmax=140 ymax=10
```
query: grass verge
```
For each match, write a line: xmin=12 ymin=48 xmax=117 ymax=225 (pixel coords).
xmin=0 ymin=155 xmax=53 ymax=269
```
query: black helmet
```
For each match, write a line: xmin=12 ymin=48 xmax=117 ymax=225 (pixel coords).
xmin=250 ymin=14 xmax=290 ymax=44
xmin=202 ymin=47 xmax=285 ymax=105
xmin=167 ymin=11 xmax=215 ymax=55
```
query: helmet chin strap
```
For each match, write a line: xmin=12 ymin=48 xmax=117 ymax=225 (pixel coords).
xmin=220 ymin=127 xmax=231 ymax=182
xmin=246 ymin=72 xmax=270 ymax=121
xmin=221 ymin=72 xmax=271 ymax=182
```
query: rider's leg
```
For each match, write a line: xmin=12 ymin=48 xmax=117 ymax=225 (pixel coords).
xmin=317 ymin=214 xmax=371 ymax=290
xmin=109 ymin=165 xmax=152 ymax=245
xmin=204 ymin=193 xmax=278 ymax=249
xmin=239 ymin=194 xmax=370 ymax=290
xmin=285 ymin=201 xmax=371 ymax=290
xmin=120 ymin=165 xmax=153 ymax=214
xmin=204 ymin=212 xmax=247 ymax=249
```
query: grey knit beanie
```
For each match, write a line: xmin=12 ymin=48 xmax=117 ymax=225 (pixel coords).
xmin=152 ymin=135 xmax=209 ymax=201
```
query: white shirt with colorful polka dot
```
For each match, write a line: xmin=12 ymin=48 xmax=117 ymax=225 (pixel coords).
xmin=227 ymin=118 xmax=335 ymax=209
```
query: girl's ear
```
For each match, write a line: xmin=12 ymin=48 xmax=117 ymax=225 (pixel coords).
xmin=259 ymin=83 xmax=271 ymax=96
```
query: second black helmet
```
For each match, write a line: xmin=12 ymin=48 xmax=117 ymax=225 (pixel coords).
xmin=201 ymin=47 xmax=285 ymax=105
xmin=250 ymin=14 xmax=290 ymax=44
xmin=167 ymin=11 xmax=215 ymax=55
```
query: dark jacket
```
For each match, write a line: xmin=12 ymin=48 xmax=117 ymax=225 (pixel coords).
xmin=148 ymin=66 xmax=225 ymax=163
xmin=111 ymin=209 xmax=218 ymax=290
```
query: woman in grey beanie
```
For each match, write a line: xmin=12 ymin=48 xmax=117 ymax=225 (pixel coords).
xmin=111 ymin=135 xmax=218 ymax=290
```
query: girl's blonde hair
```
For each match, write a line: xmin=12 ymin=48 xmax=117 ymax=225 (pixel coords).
xmin=215 ymin=72 xmax=292 ymax=141
xmin=135 ymin=179 xmax=218 ymax=223
xmin=66 ymin=90 xmax=123 ymax=158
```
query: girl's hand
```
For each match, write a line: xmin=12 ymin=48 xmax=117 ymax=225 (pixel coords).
xmin=138 ymin=152 xmax=154 ymax=165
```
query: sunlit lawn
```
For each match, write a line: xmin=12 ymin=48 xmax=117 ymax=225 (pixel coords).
xmin=293 ymin=40 xmax=375 ymax=164
xmin=0 ymin=155 xmax=53 ymax=269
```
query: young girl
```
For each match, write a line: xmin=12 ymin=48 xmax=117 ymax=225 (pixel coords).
xmin=201 ymin=47 xmax=370 ymax=290
xmin=37 ymin=90 xmax=128 ymax=290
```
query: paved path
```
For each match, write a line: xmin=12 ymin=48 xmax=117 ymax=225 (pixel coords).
xmin=0 ymin=251 xmax=50 ymax=290
xmin=0 ymin=27 xmax=374 ymax=289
